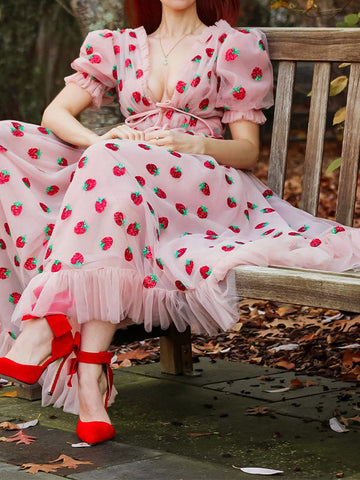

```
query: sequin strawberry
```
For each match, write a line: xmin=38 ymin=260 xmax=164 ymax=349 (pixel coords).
xmin=0 ymin=268 xmax=10 ymax=279
xmin=143 ymin=245 xmax=152 ymax=259
xmin=44 ymin=224 xmax=54 ymax=238
xmin=143 ymin=274 xmax=158 ymax=289
xmin=14 ymin=255 xmax=20 ymax=266
xmin=124 ymin=247 xmax=133 ymax=261
xmin=225 ymin=174 xmax=233 ymax=185
xmin=169 ymin=150 xmax=182 ymax=158
xmin=106 ymin=143 xmax=120 ymax=151
xmin=100 ymin=237 xmax=113 ymax=251
xmin=159 ymin=217 xmax=169 ymax=230
xmin=170 ymin=166 xmax=182 ymax=178
xmin=24 ymin=257 xmax=37 ymax=271
xmin=113 ymin=163 xmax=126 ymax=176
xmin=154 ymin=187 xmax=167 ymax=199
xmin=136 ymin=69 xmax=143 ymax=79
xmin=227 ymin=197 xmax=237 ymax=208
xmin=191 ymin=75 xmax=201 ymax=87
xmin=199 ymin=182 xmax=210 ymax=196
xmin=205 ymin=230 xmax=218 ymax=240
xmin=199 ymin=98 xmax=209 ymax=110
xmin=74 ymin=221 xmax=89 ymax=235
xmin=131 ymin=192 xmax=143 ymax=205
xmin=0 ymin=145 xmax=7 ymax=152
xmin=232 ymin=86 xmax=246 ymax=100
xmin=263 ymin=189 xmax=274 ymax=199
xmin=138 ymin=144 xmax=151 ymax=150
xmin=22 ymin=177 xmax=30 ymax=188
xmin=156 ymin=258 xmax=164 ymax=270
xmin=229 ymin=225 xmax=241 ymax=233
xmin=0 ymin=170 xmax=10 ymax=184
xmin=46 ymin=185 xmax=59 ymax=196
xmin=251 ymin=67 xmax=263 ymax=81
xmin=16 ymin=236 xmax=26 ymax=248
xmin=176 ymin=81 xmax=187 ymax=94
xmin=61 ymin=205 xmax=72 ymax=220
xmin=78 ymin=156 xmax=88 ymax=168
xmin=192 ymin=55 xmax=202 ymax=63
xmin=222 ymin=245 xmax=235 ymax=252
xmin=176 ymin=203 xmax=187 ymax=216
xmin=310 ymin=238 xmax=322 ymax=247
xmin=197 ymin=206 xmax=208 ymax=218
xmin=0 ymin=239 xmax=6 ymax=250
xmin=146 ymin=164 xmax=159 ymax=176
xmin=38 ymin=126 xmax=51 ymax=135
xmin=71 ymin=252 xmax=84 ymax=266
xmin=204 ymin=160 xmax=215 ymax=169
xmin=332 ymin=226 xmax=345 ymax=234
xmin=225 ymin=48 xmax=239 ymax=61
xmin=175 ymin=280 xmax=187 ymax=291
xmin=132 ymin=91 xmax=141 ymax=103
xmin=200 ymin=266 xmax=212 ymax=279
xmin=206 ymin=48 xmax=214 ymax=57
xmin=83 ymin=179 xmax=97 ymax=191
xmin=51 ymin=260 xmax=62 ymax=273
xmin=125 ymin=58 xmax=132 ymax=68
xmin=135 ymin=175 xmax=146 ymax=186
xmin=185 ymin=260 xmax=194 ymax=275
xmin=255 ymin=222 xmax=269 ymax=229
xmin=127 ymin=222 xmax=140 ymax=236
xmin=218 ymin=33 xmax=227 ymax=43
xmin=89 ymin=54 xmax=101 ymax=64
xmin=175 ymin=248 xmax=187 ymax=259
xmin=261 ymin=208 xmax=275 ymax=214
xmin=8 ymin=292 xmax=21 ymax=305
xmin=11 ymin=202 xmax=23 ymax=216
xmin=39 ymin=202 xmax=50 ymax=213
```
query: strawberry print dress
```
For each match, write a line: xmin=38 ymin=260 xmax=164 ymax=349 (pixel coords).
xmin=1 ymin=20 xmax=360 ymax=413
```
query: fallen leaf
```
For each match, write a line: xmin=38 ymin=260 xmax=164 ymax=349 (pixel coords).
xmin=246 ymin=407 xmax=269 ymax=416
xmin=277 ymin=306 xmax=298 ymax=317
xmin=329 ymin=417 xmax=348 ymax=433
xmin=269 ymin=343 xmax=299 ymax=352
xmin=17 ymin=418 xmax=39 ymax=429
xmin=330 ymin=76 xmax=348 ymax=96
xmin=71 ymin=442 xmax=92 ymax=448
xmin=306 ymin=0 xmax=316 ymax=11
xmin=270 ymin=0 xmax=290 ymax=9
xmin=264 ymin=387 xmax=290 ymax=393
xmin=340 ymin=415 xmax=360 ymax=427
xmin=21 ymin=463 xmax=60 ymax=474
xmin=304 ymin=381 xmax=319 ymax=387
xmin=49 ymin=454 xmax=93 ymax=469
xmin=290 ymin=378 xmax=303 ymax=389
xmin=186 ymin=432 xmax=214 ymax=437
xmin=233 ymin=466 xmax=284 ymax=475
xmin=120 ymin=359 xmax=132 ymax=368
xmin=116 ymin=347 xmax=150 ymax=361
xmin=3 ymin=430 xmax=37 ymax=444
xmin=1 ymin=390 xmax=17 ymax=398
xmin=0 ymin=421 xmax=19 ymax=431
xmin=275 ymin=360 xmax=295 ymax=370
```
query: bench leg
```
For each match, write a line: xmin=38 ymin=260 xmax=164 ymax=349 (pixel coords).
xmin=160 ymin=324 xmax=193 ymax=375
xmin=16 ymin=383 xmax=42 ymax=401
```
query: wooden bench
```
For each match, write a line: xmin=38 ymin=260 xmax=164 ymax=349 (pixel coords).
xmin=149 ymin=26 xmax=360 ymax=376
xmin=17 ymin=27 xmax=360 ymax=399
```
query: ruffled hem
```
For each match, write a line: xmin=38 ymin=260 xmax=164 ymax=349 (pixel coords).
xmin=12 ymin=268 xmax=239 ymax=336
xmin=222 ymin=108 xmax=267 ymax=125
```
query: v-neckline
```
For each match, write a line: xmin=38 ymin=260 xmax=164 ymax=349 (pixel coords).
xmin=137 ymin=21 xmax=224 ymax=106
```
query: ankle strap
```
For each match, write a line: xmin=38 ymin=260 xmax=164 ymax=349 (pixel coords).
xmin=77 ymin=350 xmax=114 ymax=365
xmin=22 ymin=314 xmax=72 ymax=338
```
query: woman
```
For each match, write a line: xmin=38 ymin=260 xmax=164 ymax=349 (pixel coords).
xmin=1 ymin=0 xmax=359 ymax=445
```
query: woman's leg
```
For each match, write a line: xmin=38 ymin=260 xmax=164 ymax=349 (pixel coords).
xmin=77 ymin=320 xmax=117 ymax=424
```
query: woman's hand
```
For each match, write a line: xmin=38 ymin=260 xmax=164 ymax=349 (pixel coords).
xmin=92 ymin=124 xmax=146 ymax=144
xmin=146 ymin=130 xmax=203 ymax=154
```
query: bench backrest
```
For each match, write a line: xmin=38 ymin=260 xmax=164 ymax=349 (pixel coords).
xmin=261 ymin=27 xmax=360 ymax=226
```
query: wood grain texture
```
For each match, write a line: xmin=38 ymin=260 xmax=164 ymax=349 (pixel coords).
xmin=235 ymin=266 xmax=360 ymax=312
xmin=336 ymin=63 xmax=360 ymax=226
xmin=301 ymin=62 xmax=331 ymax=215
xmin=262 ymin=28 xmax=360 ymax=62
xmin=267 ymin=61 xmax=296 ymax=197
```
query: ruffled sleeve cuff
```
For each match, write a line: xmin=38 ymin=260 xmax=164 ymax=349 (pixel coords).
xmin=64 ymin=71 xmax=115 ymax=110
xmin=222 ymin=108 xmax=267 ymax=125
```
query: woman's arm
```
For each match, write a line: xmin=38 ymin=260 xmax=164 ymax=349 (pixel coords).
xmin=41 ymin=83 xmax=101 ymax=147
xmin=146 ymin=119 xmax=260 ymax=170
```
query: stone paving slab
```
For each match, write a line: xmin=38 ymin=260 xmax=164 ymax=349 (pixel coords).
xmin=204 ymin=372 xmax=355 ymax=402
xmin=128 ymin=357 xmax=282 ymax=386
xmin=0 ymin=462 xmax=61 ymax=479
xmin=68 ymin=454 xmax=245 ymax=480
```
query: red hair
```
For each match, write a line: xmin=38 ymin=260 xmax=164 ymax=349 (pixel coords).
xmin=125 ymin=0 xmax=240 ymax=34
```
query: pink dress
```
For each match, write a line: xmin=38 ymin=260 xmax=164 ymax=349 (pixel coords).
xmin=1 ymin=20 xmax=360 ymax=412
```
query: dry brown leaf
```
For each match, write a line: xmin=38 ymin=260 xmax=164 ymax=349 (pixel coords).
xmin=186 ymin=432 xmax=213 ymax=437
xmin=1 ymin=390 xmax=17 ymax=398
xmin=276 ymin=360 xmax=295 ymax=370
xmin=120 ymin=359 xmax=132 ymax=368
xmin=298 ymin=333 xmax=316 ymax=344
xmin=270 ymin=0 xmax=290 ymax=9
xmin=116 ymin=347 xmax=150 ymax=362
xmin=277 ymin=306 xmax=298 ymax=317
xmin=246 ymin=407 xmax=269 ymax=416
xmin=21 ymin=463 xmax=60 ymax=474
xmin=49 ymin=454 xmax=93 ymax=469
xmin=4 ymin=430 xmax=36 ymax=445
xmin=290 ymin=378 xmax=304 ymax=389
xmin=304 ymin=381 xmax=319 ymax=387
xmin=0 ymin=421 xmax=19 ymax=431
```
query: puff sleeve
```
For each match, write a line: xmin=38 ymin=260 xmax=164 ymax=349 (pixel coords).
xmin=64 ymin=29 xmax=118 ymax=109
xmin=216 ymin=28 xmax=274 ymax=125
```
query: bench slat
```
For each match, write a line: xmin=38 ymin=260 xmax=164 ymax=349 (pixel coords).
xmin=302 ymin=62 xmax=331 ymax=215
xmin=268 ymin=61 xmax=296 ymax=197
xmin=336 ymin=62 xmax=360 ymax=226
xmin=262 ymin=28 xmax=360 ymax=62
xmin=235 ymin=265 xmax=360 ymax=313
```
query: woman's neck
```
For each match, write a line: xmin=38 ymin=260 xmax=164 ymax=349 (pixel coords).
xmin=156 ymin=4 xmax=204 ymax=38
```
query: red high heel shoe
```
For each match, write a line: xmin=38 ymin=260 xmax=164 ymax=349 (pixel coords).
xmin=68 ymin=348 xmax=115 ymax=444
xmin=0 ymin=314 xmax=73 ymax=395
